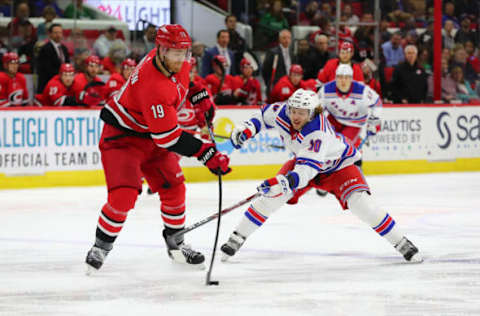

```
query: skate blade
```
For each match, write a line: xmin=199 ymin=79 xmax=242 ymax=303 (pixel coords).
xmin=407 ymin=253 xmax=424 ymax=264
xmin=169 ymin=250 xmax=206 ymax=270
xmin=85 ymin=264 xmax=99 ymax=276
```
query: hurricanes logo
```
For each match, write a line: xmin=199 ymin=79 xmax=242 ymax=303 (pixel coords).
xmin=9 ymin=90 xmax=23 ymax=105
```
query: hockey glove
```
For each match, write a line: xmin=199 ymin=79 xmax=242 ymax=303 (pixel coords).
xmin=188 ymin=85 xmax=215 ymax=128
xmin=257 ymin=172 xmax=298 ymax=198
xmin=195 ymin=143 xmax=231 ymax=175
xmin=230 ymin=121 xmax=257 ymax=149
xmin=366 ymin=115 xmax=381 ymax=136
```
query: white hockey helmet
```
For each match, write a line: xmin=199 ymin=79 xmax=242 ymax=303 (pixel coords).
xmin=336 ymin=64 xmax=353 ymax=77
xmin=286 ymin=88 xmax=320 ymax=120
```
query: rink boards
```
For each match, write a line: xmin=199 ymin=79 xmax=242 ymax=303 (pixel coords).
xmin=0 ymin=104 xmax=479 ymax=189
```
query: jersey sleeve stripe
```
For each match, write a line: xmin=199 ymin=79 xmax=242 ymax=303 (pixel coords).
xmin=104 ymin=103 xmax=137 ymax=130
xmin=151 ymin=126 xmax=182 ymax=148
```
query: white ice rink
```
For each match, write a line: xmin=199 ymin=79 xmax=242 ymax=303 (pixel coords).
xmin=1 ymin=172 xmax=480 ymax=316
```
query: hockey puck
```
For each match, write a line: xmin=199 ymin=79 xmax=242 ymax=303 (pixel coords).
xmin=207 ymin=281 xmax=219 ymax=286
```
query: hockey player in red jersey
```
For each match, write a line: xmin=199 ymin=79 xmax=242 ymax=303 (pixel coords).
xmin=0 ymin=52 xmax=29 ymax=107
xmin=72 ymin=55 xmax=106 ymax=106
xmin=34 ymin=63 xmax=77 ymax=106
xmin=205 ymin=54 xmax=235 ymax=104
xmin=231 ymin=58 xmax=262 ymax=105
xmin=317 ymin=41 xmax=364 ymax=85
xmin=189 ymin=57 xmax=206 ymax=86
xmin=104 ymin=58 xmax=137 ymax=99
xmin=269 ymin=64 xmax=304 ymax=103
xmin=85 ymin=24 xmax=231 ymax=273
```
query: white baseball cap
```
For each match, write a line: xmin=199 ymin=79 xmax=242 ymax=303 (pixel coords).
xmin=336 ymin=64 xmax=353 ymax=77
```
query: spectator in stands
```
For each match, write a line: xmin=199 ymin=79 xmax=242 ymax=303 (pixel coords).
xmin=93 ymin=26 xmax=128 ymax=59
xmin=343 ymin=4 xmax=359 ymax=25
xmin=232 ymin=58 xmax=262 ymax=105
xmin=442 ymin=2 xmax=460 ymax=28
xmin=450 ymin=45 xmax=478 ymax=83
xmin=72 ymin=55 xmax=105 ymax=106
xmin=32 ymin=0 xmax=63 ymax=17
xmin=319 ymin=2 xmax=335 ymax=23
xmin=258 ymin=0 xmax=289 ymax=45
xmin=64 ymin=28 xmax=90 ymax=57
xmin=269 ymin=64 xmax=303 ymax=103
xmin=102 ymin=42 xmax=128 ymax=74
xmin=132 ymin=24 xmax=156 ymax=59
xmin=36 ymin=6 xmax=56 ymax=41
xmin=317 ymin=41 xmax=364 ymax=84
xmin=36 ymin=23 xmax=69 ymax=93
xmin=465 ymin=40 xmax=480 ymax=74
xmin=418 ymin=19 xmax=434 ymax=50
xmin=201 ymin=30 xmax=235 ymax=77
xmin=382 ymin=32 xmax=404 ymax=67
xmin=442 ymin=47 xmax=453 ymax=65
xmin=294 ymin=39 xmax=316 ymax=80
xmin=427 ymin=58 xmax=457 ymax=103
xmin=442 ymin=20 xmax=456 ymax=51
xmin=310 ymin=33 xmax=331 ymax=77
xmin=34 ymin=63 xmax=78 ymax=106
xmin=417 ymin=47 xmax=432 ymax=75
xmin=391 ymin=45 xmax=428 ymax=104
xmin=354 ymin=12 xmax=375 ymax=56
xmin=7 ymin=2 xmax=36 ymax=50
xmin=205 ymin=55 xmax=235 ymax=105
xmin=225 ymin=14 xmax=247 ymax=75
xmin=64 ymin=0 xmax=95 ymax=20
xmin=262 ymin=29 xmax=292 ymax=94
xmin=299 ymin=0 xmax=320 ymax=26
xmin=104 ymin=58 xmax=136 ymax=99
xmin=0 ymin=52 xmax=28 ymax=106
xmin=455 ymin=15 xmax=477 ymax=46
xmin=362 ymin=59 xmax=382 ymax=97
xmin=192 ymin=41 xmax=206 ymax=76
xmin=451 ymin=66 xmax=480 ymax=103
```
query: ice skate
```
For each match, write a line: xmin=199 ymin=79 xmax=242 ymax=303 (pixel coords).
xmin=85 ymin=246 xmax=110 ymax=275
xmin=163 ymin=229 xmax=205 ymax=269
xmin=395 ymin=237 xmax=423 ymax=263
xmin=221 ymin=231 xmax=246 ymax=261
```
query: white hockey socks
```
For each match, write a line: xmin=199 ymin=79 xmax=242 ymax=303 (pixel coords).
xmin=347 ymin=191 xmax=403 ymax=246
xmin=234 ymin=194 xmax=291 ymax=238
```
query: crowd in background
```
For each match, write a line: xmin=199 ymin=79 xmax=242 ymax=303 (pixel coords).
xmin=0 ymin=0 xmax=479 ymax=107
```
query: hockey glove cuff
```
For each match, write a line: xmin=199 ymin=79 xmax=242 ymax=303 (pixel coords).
xmin=195 ymin=143 xmax=231 ymax=175
xmin=188 ymin=85 xmax=215 ymax=128
xmin=366 ymin=116 xmax=381 ymax=136
xmin=230 ymin=120 xmax=258 ymax=149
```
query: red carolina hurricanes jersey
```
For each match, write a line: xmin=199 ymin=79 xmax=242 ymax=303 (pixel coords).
xmin=205 ymin=73 xmax=235 ymax=96
xmin=103 ymin=49 xmax=191 ymax=148
xmin=105 ymin=73 xmax=126 ymax=99
xmin=317 ymin=59 xmax=365 ymax=83
xmin=72 ymin=72 xmax=105 ymax=102
xmin=35 ymin=75 xmax=75 ymax=106
xmin=0 ymin=72 xmax=29 ymax=107
xmin=231 ymin=76 xmax=262 ymax=104
xmin=269 ymin=75 xmax=300 ymax=103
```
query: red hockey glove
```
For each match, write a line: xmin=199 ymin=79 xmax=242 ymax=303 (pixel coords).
xmin=188 ymin=85 xmax=215 ymax=128
xmin=80 ymin=81 xmax=106 ymax=106
xmin=194 ymin=143 xmax=231 ymax=175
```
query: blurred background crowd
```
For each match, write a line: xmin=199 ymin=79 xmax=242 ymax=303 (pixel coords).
xmin=0 ymin=0 xmax=479 ymax=107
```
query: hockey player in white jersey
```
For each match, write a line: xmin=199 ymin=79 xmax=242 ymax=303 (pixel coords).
xmin=221 ymin=89 xmax=423 ymax=263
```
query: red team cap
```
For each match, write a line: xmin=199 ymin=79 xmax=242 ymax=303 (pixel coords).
xmin=212 ymin=54 xmax=227 ymax=66
xmin=59 ymin=63 xmax=75 ymax=73
xmin=121 ymin=58 xmax=136 ymax=68
xmin=155 ymin=24 xmax=192 ymax=49
xmin=339 ymin=41 xmax=354 ymax=52
xmin=85 ymin=55 xmax=101 ymax=65
xmin=2 ymin=52 xmax=19 ymax=64
xmin=289 ymin=64 xmax=304 ymax=75
xmin=240 ymin=58 xmax=252 ymax=68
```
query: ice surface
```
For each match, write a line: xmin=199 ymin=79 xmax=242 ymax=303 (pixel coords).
xmin=1 ymin=172 xmax=480 ymax=316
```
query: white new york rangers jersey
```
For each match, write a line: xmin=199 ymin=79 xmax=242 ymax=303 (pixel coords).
xmin=245 ymin=103 xmax=361 ymax=189
xmin=318 ymin=80 xmax=382 ymax=128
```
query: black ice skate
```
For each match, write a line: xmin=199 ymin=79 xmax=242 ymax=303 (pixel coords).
xmin=221 ymin=231 xmax=246 ymax=261
xmin=395 ymin=237 xmax=423 ymax=263
xmin=316 ymin=189 xmax=328 ymax=197
xmin=162 ymin=229 xmax=205 ymax=268
xmin=85 ymin=246 xmax=110 ymax=275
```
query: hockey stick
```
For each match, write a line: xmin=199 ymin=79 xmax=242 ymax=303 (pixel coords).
xmin=205 ymin=121 xmax=222 ymax=286
xmin=166 ymin=191 xmax=260 ymax=250
xmin=269 ymin=54 xmax=279 ymax=94
xmin=358 ymin=134 xmax=370 ymax=150
xmin=193 ymin=131 xmax=286 ymax=150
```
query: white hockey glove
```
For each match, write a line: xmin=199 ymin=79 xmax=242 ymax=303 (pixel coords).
xmin=366 ymin=115 xmax=381 ymax=136
xmin=230 ymin=121 xmax=257 ymax=149
xmin=257 ymin=173 xmax=297 ymax=198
